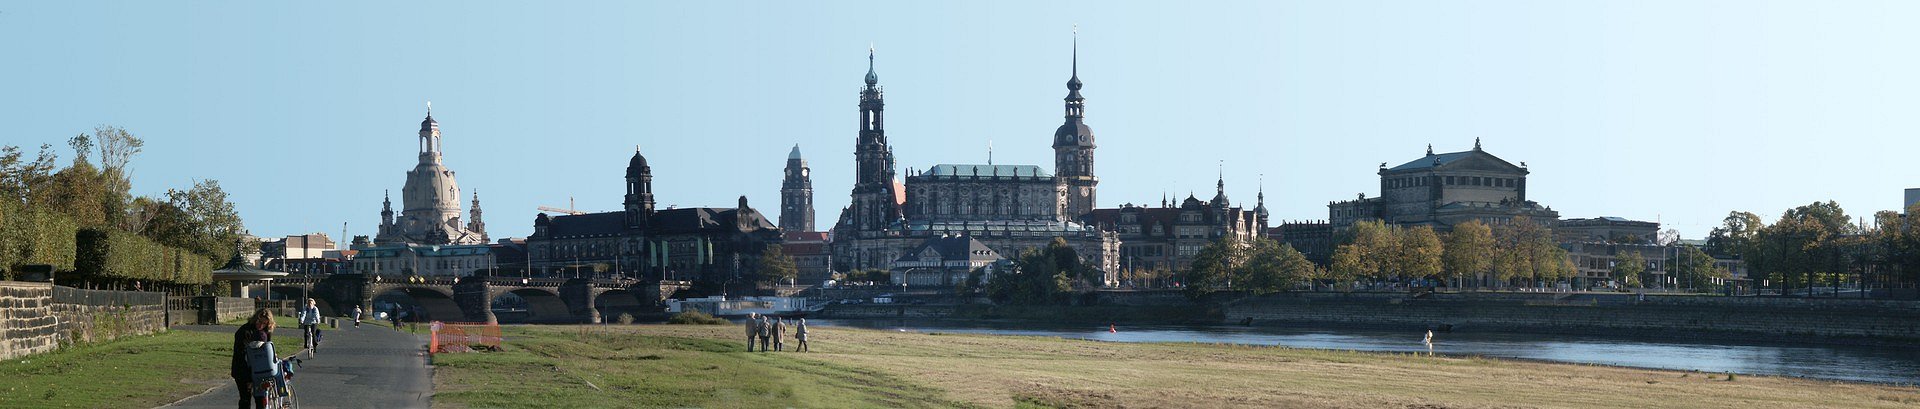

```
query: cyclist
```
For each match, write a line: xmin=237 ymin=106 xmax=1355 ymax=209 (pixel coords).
xmin=297 ymin=298 xmax=322 ymax=354
xmin=232 ymin=309 xmax=275 ymax=409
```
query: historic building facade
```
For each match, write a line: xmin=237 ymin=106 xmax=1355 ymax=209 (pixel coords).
xmin=829 ymin=46 xmax=1118 ymax=284
xmin=1083 ymin=177 xmax=1264 ymax=277
xmin=1327 ymin=140 xmax=1559 ymax=231
xmin=779 ymin=145 xmax=815 ymax=233
xmin=890 ymin=234 xmax=1005 ymax=288
xmin=526 ymin=149 xmax=783 ymax=292
xmin=374 ymin=108 xmax=488 ymax=247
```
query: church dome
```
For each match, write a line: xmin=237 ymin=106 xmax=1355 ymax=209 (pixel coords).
xmin=627 ymin=150 xmax=649 ymax=177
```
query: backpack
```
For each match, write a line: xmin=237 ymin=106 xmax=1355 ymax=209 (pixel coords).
xmin=246 ymin=340 xmax=279 ymax=381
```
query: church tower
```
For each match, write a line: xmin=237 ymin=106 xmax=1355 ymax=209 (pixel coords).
xmin=846 ymin=46 xmax=902 ymax=232
xmin=386 ymin=104 xmax=485 ymax=246
xmin=468 ymin=191 xmax=488 ymax=242
xmin=1054 ymin=29 xmax=1098 ymax=218
xmin=625 ymin=147 xmax=655 ymax=230
xmin=780 ymin=145 xmax=815 ymax=232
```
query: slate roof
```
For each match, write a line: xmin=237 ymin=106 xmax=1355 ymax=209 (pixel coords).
xmin=546 ymin=212 xmax=626 ymax=239
xmin=1387 ymin=151 xmax=1475 ymax=172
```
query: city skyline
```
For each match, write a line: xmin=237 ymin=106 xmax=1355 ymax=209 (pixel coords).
xmin=6 ymin=1 xmax=1920 ymax=241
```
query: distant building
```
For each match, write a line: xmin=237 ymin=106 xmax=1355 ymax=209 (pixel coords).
xmin=1556 ymin=217 xmax=1659 ymax=244
xmin=1270 ymin=221 xmax=1334 ymax=266
xmin=374 ymin=107 xmax=488 ymax=247
xmin=1082 ymin=178 xmax=1264 ymax=274
xmin=350 ymin=244 xmax=493 ymax=277
xmin=780 ymin=145 xmax=816 ymax=233
xmin=1561 ymin=242 xmax=1671 ymax=289
xmin=828 ymin=46 xmax=1118 ymax=284
xmin=1906 ymin=188 xmax=1920 ymax=213
xmin=890 ymin=234 xmax=1006 ymax=288
xmin=1328 ymin=140 xmax=1558 ymax=231
xmin=782 ymin=231 xmax=832 ymax=285
xmin=526 ymin=149 xmax=783 ymax=291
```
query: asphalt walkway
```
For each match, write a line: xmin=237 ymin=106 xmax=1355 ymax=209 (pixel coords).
xmin=163 ymin=322 xmax=432 ymax=409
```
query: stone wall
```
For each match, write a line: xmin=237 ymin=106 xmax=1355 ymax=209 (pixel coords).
xmin=1226 ymin=292 xmax=1920 ymax=345
xmin=0 ymin=282 xmax=58 ymax=360
xmin=49 ymin=285 xmax=167 ymax=345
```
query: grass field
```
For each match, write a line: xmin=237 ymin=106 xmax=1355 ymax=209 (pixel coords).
xmin=433 ymin=324 xmax=1920 ymax=409
xmin=0 ymin=326 xmax=302 ymax=408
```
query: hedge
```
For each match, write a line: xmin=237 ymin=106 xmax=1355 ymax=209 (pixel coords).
xmin=75 ymin=228 xmax=215 ymax=285
xmin=0 ymin=199 xmax=80 ymax=274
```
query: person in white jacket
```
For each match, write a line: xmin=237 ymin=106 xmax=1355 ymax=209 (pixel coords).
xmin=298 ymin=298 xmax=322 ymax=354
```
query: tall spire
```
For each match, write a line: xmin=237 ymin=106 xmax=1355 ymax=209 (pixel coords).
xmin=1068 ymin=24 xmax=1081 ymax=91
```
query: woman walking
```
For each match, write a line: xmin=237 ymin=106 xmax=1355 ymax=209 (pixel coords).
xmin=794 ymin=318 xmax=810 ymax=352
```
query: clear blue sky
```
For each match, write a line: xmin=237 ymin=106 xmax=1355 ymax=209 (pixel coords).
xmin=4 ymin=1 xmax=1917 ymax=241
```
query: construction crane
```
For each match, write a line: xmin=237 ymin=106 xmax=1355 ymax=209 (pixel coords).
xmin=538 ymin=197 xmax=587 ymax=215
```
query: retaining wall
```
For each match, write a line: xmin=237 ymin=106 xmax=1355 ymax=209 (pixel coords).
xmin=0 ymin=282 xmax=58 ymax=360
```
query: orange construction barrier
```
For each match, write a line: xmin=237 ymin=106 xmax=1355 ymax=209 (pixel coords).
xmin=428 ymin=321 xmax=502 ymax=354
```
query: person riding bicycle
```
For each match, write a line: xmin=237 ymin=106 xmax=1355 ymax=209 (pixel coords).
xmin=233 ymin=309 xmax=275 ymax=409
xmin=297 ymin=298 xmax=321 ymax=353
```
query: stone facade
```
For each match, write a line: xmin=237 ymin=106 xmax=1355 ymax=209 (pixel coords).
xmin=780 ymin=145 xmax=816 ymax=233
xmin=1084 ymin=181 xmax=1264 ymax=276
xmin=0 ymin=281 xmax=58 ymax=360
xmin=1328 ymin=140 xmax=1558 ymax=231
xmin=527 ymin=149 xmax=783 ymax=292
xmin=890 ymin=235 xmax=1005 ymax=288
xmin=829 ymin=47 xmax=1119 ymax=284
xmin=375 ymin=108 xmax=488 ymax=247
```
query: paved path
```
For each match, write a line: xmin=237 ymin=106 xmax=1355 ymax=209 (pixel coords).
xmin=163 ymin=322 xmax=432 ymax=409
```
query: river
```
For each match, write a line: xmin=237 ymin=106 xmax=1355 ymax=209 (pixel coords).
xmin=807 ymin=319 xmax=1920 ymax=384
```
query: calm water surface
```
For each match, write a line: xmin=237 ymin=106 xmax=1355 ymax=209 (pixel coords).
xmin=809 ymin=319 xmax=1920 ymax=384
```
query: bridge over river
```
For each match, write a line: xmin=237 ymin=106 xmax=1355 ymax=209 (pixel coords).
xmin=257 ymin=274 xmax=685 ymax=324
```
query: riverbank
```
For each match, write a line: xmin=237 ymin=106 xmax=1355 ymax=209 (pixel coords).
xmin=432 ymin=324 xmax=1920 ymax=408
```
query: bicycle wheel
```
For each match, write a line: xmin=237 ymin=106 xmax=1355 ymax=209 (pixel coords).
xmin=281 ymin=378 xmax=298 ymax=409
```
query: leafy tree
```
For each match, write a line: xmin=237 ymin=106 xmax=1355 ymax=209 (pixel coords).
xmin=0 ymin=144 xmax=59 ymax=205
xmin=1331 ymin=220 xmax=1392 ymax=284
xmin=1706 ymin=211 xmax=1763 ymax=258
xmin=1442 ymin=220 xmax=1494 ymax=288
xmin=1491 ymin=217 xmax=1562 ymax=288
xmin=46 ymin=161 xmax=109 ymax=227
xmin=1673 ymin=244 xmax=1729 ymax=292
xmin=1243 ymin=240 xmax=1315 ymax=295
xmin=1391 ymin=226 xmax=1444 ymax=283
xmin=1183 ymin=237 xmax=1246 ymax=298
xmin=986 ymin=238 xmax=1079 ymax=305
xmin=1613 ymin=251 xmax=1645 ymax=288
xmin=755 ymin=245 xmax=797 ymax=286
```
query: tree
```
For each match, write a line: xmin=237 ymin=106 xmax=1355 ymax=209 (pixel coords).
xmin=1391 ymin=226 xmax=1444 ymax=283
xmin=755 ymin=245 xmax=797 ymax=286
xmin=1243 ymin=240 xmax=1315 ymax=295
xmin=1183 ymin=237 xmax=1246 ymax=298
xmin=1613 ymin=251 xmax=1645 ymax=288
xmin=1442 ymin=220 xmax=1494 ymax=288
xmin=1673 ymin=244 xmax=1728 ymax=292
xmin=1492 ymin=217 xmax=1560 ymax=288
xmin=1331 ymin=220 xmax=1392 ymax=285
xmin=0 ymin=144 xmax=59 ymax=205
xmin=1706 ymin=211 xmax=1763 ymax=258
xmin=986 ymin=238 xmax=1079 ymax=305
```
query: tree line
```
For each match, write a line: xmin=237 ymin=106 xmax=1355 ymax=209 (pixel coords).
xmin=0 ymin=127 xmax=247 ymax=291
xmin=1707 ymin=201 xmax=1920 ymax=298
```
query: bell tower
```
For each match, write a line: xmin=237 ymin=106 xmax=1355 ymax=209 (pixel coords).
xmin=1054 ymin=28 xmax=1098 ymax=217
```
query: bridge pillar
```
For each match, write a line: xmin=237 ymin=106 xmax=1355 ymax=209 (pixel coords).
xmin=315 ymin=274 xmax=372 ymax=317
xmin=561 ymin=279 xmax=598 ymax=324
xmin=454 ymin=277 xmax=498 ymax=324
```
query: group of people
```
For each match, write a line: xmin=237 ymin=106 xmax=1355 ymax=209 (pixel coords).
xmin=744 ymin=313 xmax=808 ymax=352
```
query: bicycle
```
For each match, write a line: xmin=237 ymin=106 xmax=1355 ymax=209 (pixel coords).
xmin=301 ymin=324 xmax=321 ymax=357
xmin=257 ymin=355 xmax=301 ymax=409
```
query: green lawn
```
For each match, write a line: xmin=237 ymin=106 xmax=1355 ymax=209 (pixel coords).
xmin=431 ymin=325 xmax=969 ymax=408
xmin=0 ymin=327 xmax=301 ymax=408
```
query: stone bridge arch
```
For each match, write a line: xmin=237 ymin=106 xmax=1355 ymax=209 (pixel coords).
xmin=368 ymin=284 xmax=468 ymax=323
xmin=488 ymin=287 xmax=574 ymax=324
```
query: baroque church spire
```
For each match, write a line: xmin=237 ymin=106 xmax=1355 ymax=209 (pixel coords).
xmin=1055 ymin=25 xmax=1098 ymax=217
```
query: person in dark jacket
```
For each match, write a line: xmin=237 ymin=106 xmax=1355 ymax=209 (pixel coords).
xmin=232 ymin=308 xmax=275 ymax=409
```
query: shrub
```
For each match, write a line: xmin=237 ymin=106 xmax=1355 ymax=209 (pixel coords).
xmin=665 ymin=311 xmax=729 ymax=325
xmin=615 ymin=313 xmax=635 ymax=325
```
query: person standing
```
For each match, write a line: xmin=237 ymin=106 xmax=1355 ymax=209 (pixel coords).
xmin=794 ymin=318 xmax=809 ymax=352
xmin=772 ymin=318 xmax=786 ymax=351
xmin=351 ymin=305 xmax=363 ymax=328
xmin=744 ymin=313 xmax=760 ymax=352
xmin=757 ymin=317 xmax=772 ymax=352
xmin=1422 ymin=330 xmax=1435 ymax=356
xmin=232 ymin=309 xmax=275 ymax=409
xmin=298 ymin=298 xmax=322 ymax=354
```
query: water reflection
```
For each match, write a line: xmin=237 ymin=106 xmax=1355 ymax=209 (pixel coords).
xmin=811 ymin=319 xmax=1920 ymax=384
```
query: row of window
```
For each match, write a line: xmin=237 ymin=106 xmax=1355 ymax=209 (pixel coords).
xmin=1386 ymin=175 xmax=1522 ymax=189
